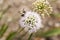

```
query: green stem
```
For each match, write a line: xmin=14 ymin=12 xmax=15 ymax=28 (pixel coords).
xmin=28 ymin=33 xmax=33 ymax=40
xmin=0 ymin=24 xmax=8 ymax=38
xmin=17 ymin=27 xmax=24 ymax=34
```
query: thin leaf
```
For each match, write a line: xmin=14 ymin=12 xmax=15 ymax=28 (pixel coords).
xmin=36 ymin=28 xmax=60 ymax=37
xmin=28 ymin=33 xmax=33 ymax=40
xmin=50 ymin=13 xmax=60 ymax=18
xmin=6 ymin=32 xmax=17 ymax=40
xmin=54 ymin=14 xmax=60 ymax=18
xmin=43 ymin=28 xmax=60 ymax=37
xmin=0 ymin=24 xmax=8 ymax=38
xmin=17 ymin=28 xmax=24 ymax=33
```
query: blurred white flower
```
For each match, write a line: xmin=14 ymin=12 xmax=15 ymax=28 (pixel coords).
xmin=19 ymin=11 xmax=43 ymax=34
xmin=33 ymin=0 xmax=53 ymax=15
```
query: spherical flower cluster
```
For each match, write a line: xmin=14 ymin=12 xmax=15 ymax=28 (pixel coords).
xmin=33 ymin=0 xmax=53 ymax=15
xmin=19 ymin=11 xmax=42 ymax=34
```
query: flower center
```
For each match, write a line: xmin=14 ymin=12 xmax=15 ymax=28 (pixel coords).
xmin=24 ymin=15 xmax=36 ymax=27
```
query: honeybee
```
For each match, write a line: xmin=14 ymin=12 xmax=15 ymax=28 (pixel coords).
xmin=19 ymin=9 xmax=26 ymax=17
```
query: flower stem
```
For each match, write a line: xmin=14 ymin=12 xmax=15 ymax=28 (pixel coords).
xmin=28 ymin=33 xmax=33 ymax=40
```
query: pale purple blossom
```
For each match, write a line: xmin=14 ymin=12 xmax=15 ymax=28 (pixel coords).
xmin=19 ymin=11 xmax=43 ymax=34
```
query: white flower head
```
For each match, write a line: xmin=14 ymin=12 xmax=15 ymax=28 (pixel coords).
xmin=19 ymin=11 xmax=43 ymax=34
xmin=33 ymin=0 xmax=53 ymax=14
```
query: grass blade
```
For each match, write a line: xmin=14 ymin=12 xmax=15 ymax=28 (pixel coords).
xmin=0 ymin=24 xmax=8 ymax=38
xmin=28 ymin=33 xmax=33 ymax=40
xmin=6 ymin=32 xmax=17 ymax=40
xmin=36 ymin=28 xmax=60 ymax=37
